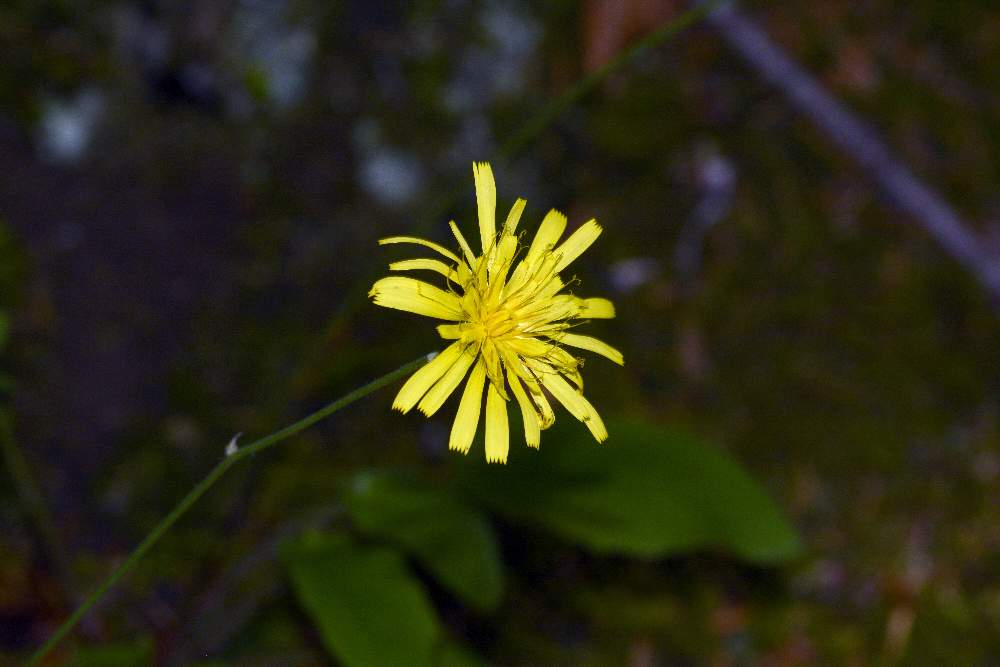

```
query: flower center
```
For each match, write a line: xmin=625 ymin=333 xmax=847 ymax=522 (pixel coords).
xmin=476 ymin=303 xmax=518 ymax=340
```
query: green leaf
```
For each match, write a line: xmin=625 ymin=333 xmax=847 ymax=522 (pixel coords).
xmin=283 ymin=533 xmax=441 ymax=667
xmin=458 ymin=418 xmax=801 ymax=564
xmin=344 ymin=470 xmax=504 ymax=611
xmin=70 ymin=638 xmax=152 ymax=667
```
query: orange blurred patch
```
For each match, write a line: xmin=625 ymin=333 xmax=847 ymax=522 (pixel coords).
xmin=583 ymin=0 xmax=678 ymax=72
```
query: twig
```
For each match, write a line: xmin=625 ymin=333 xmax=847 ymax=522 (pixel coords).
xmin=24 ymin=353 xmax=431 ymax=666
xmin=703 ymin=2 xmax=1000 ymax=303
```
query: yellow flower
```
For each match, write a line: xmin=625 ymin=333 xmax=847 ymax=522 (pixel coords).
xmin=370 ymin=162 xmax=623 ymax=463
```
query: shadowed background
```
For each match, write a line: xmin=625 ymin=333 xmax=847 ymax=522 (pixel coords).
xmin=1 ymin=0 xmax=999 ymax=665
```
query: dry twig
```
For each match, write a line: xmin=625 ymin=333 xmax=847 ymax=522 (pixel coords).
xmin=703 ymin=2 xmax=1000 ymax=304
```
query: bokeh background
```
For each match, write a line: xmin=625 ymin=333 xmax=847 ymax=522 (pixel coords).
xmin=2 ymin=0 xmax=1000 ymax=665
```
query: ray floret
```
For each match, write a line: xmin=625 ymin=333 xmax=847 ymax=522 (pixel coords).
xmin=370 ymin=162 xmax=623 ymax=463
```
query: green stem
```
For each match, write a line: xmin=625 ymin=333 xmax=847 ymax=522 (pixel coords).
xmin=24 ymin=353 xmax=431 ymax=666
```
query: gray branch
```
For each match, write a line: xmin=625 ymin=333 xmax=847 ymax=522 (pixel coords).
xmin=703 ymin=2 xmax=1000 ymax=303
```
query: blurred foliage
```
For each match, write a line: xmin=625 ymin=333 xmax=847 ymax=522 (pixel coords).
xmin=283 ymin=533 xmax=445 ymax=667
xmin=69 ymin=638 xmax=153 ymax=667
xmin=1 ymin=0 xmax=1000 ymax=665
xmin=458 ymin=418 xmax=801 ymax=563
xmin=283 ymin=416 xmax=798 ymax=667
xmin=343 ymin=470 xmax=505 ymax=612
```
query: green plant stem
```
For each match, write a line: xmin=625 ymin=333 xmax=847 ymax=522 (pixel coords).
xmin=24 ymin=353 xmax=431 ymax=666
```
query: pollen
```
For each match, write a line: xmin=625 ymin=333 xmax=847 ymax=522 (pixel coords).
xmin=369 ymin=162 xmax=623 ymax=463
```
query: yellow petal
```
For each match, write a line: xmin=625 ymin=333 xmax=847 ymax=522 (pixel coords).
xmin=487 ymin=234 xmax=518 ymax=297
xmin=418 ymin=345 xmax=478 ymax=416
xmin=522 ymin=348 xmax=580 ymax=390
xmin=460 ymin=285 xmax=483 ymax=321
xmin=580 ymin=297 xmax=615 ymax=319
xmin=519 ymin=294 xmax=582 ymax=326
xmin=524 ymin=209 xmax=567 ymax=267
xmin=481 ymin=339 xmax=508 ymax=400
xmin=528 ymin=322 xmax=571 ymax=336
xmin=449 ymin=359 xmax=486 ymax=454
xmin=389 ymin=258 xmax=459 ymax=282
xmin=449 ymin=220 xmax=477 ymax=267
xmin=503 ymin=251 xmax=561 ymax=306
xmin=393 ymin=343 xmax=464 ymax=413
xmin=456 ymin=259 xmax=472 ymax=286
xmin=504 ymin=336 xmax=553 ymax=358
xmin=473 ymin=162 xmax=496 ymax=253
xmin=502 ymin=198 xmax=526 ymax=237
xmin=508 ymin=373 xmax=540 ymax=448
xmin=484 ymin=382 xmax=509 ymax=463
xmin=539 ymin=372 xmax=608 ymax=442
xmin=369 ymin=276 xmax=465 ymax=320
xmin=436 ymin=323 xmax=485 ymax=346
xmin=436 ymin=324 xmax=464 ymax=339
xmin=554 ymin=333 xmax=624 ymax=365
xmin=379 ymin=236 xmax=461 ymax=264
xmin=553 ymin=219 xmax=601 ymax=274
xmin=495 ymin=232 xmax=518 ymax=268
xmin=534 ymin=273 xmax=565 ymax=300
xmin=518 ymin=365 xmax=555 ymax=429
xmin=545 ymin=346 xmax=583 ymax=379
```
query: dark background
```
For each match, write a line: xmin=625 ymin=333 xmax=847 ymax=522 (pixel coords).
xmin=2 ymin=0 xmax=999 ymax=664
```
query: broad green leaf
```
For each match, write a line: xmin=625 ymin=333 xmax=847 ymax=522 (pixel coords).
xmin=283 ymin=533 xmax=440 ymax=667
xmin=458 ymin=418 xmax=801 ymax=563
xmin=344 ymin=470 xmax=504 ymax=611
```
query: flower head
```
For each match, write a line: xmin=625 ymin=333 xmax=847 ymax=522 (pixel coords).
xmin=370 ymin=162 xmax=623 ymax=463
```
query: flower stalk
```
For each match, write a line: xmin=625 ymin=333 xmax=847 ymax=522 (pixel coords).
xmin=25 ymin=354 xmax=430 ymax=666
